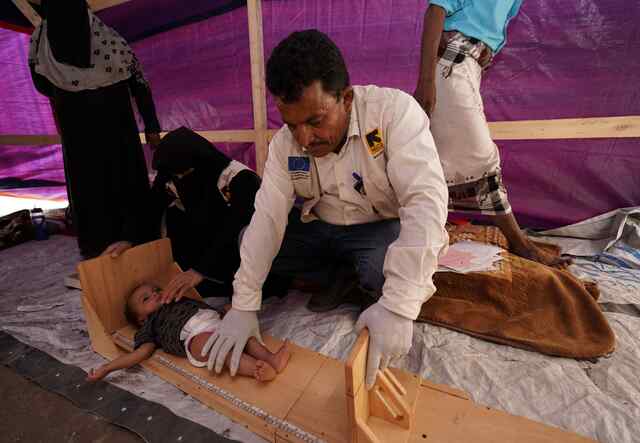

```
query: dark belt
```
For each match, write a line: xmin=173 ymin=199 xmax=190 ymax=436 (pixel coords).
xmin=437 ymin=32 xmax=493 ymax=68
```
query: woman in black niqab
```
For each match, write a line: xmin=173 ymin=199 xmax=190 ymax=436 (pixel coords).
xmin=149 ymin=127 xmax=286 ymax=298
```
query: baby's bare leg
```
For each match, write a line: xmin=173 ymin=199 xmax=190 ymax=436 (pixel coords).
xmin=245 ymin=338 xmax=291 ymax=373
xmin=188 ymin=332 xmax=276 ymax=381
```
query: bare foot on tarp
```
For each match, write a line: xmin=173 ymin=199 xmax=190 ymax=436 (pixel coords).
xmin=268 ymin=341 xmax=291 ymax=374
xmin=493 ymin=213 xmax=573 ymax=270
xmin=254 ymin=360 xmax=277 ymax=382
xmin=512 ymin=242 xmax=573 ymax=269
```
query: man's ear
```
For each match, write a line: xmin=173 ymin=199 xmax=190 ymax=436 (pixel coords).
xmin=342 ymin=86 xmax=354 ymax=112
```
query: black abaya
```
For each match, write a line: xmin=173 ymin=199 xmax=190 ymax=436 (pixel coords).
xmin=30 ymin=0 xmax=161 ymax=258
xmin=150 ymin=127 xmax=289 ymax=297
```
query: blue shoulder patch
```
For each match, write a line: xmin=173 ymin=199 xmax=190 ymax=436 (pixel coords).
xmin=288 ymin=156 xmax=310 ymax=172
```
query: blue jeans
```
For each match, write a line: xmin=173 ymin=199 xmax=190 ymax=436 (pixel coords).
xmin=271 ymin=208 xmax=401 ymax=295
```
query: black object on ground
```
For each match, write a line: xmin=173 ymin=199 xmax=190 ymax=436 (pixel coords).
xmin=0 ymin=331 xmax=238 ymax=443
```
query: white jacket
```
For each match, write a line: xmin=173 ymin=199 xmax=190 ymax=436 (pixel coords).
xmin=233 ymin=85 xmax=449 ymax=319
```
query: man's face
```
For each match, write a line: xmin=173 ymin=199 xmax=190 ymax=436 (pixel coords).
xmin=277 ymin=81 xmax=353 ymax=157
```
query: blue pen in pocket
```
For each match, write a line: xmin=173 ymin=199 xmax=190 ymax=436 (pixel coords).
xmin=352 ymin=172 xmax=365 ymax=196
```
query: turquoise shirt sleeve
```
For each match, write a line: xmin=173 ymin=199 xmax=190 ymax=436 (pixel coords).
xmin=429 ymin=0 xmax=470 ymax=15
xmin=426 ymin=0 xmax=523 ymax=54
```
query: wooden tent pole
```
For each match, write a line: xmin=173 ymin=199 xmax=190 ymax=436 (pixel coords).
xmin=247 ymin=0 xmax=269 ymax=176
xmin=11 ymin=0 xmax=41 ymax=27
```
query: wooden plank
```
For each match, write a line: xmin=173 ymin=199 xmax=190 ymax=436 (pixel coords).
xmin=87 ymin=0 xmax=133 ymax=12
xmin=246 ymin=0 xmax=269 ymax=176
xmin=420 ymin=379 xmax=470 ymax=401
xmin=10 ymin=0 xmax=40 ymax=27
xmin=4 ymin=116 xmax=638 ymax=147
xmin=345 ymin=329 xmax=369 ymax=397
xmin=410 ymin=383 xmax=594 ymax=443
xmin=369 ymin=371 xmax=412 ymax=429
xmin=489 ymin=115 xmax=640 ymax=140
xmin=77 ymin=239 xmax=174 ymax=333
xmin=0 ymin=134 xmax=61 ymax=146
xmin=113 ymin=327 xmax=324 ymax=443
xmin=142 ymin=130 xmax=258 ymax=144
xmin=366 ymin=369 xmax=420 ymax=443
xmin=80 ymin=295 xmax=122 ymax=360
xmin=0 ymin=130 xmax=257 ymax=146
xmin=355 ymin=387 xmax=378 ymax=443
xmin=284 ymin=358 xmax=349 ymax=443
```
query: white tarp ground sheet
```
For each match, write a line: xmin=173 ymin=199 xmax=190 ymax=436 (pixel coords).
xmin=532 ymin=206 xmax=640 ymax=270
xmin=1 ymin=235 xmax=639 ymax=443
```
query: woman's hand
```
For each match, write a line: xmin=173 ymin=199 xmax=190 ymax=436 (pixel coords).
xmin=101 ymin=241 xmax=133 ymax=258
xmin=161 ymin=269 xmax=204 ymax=304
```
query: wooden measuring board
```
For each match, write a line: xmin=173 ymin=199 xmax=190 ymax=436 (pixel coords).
xmin=78 ymin=239 xmax=594 ymax=443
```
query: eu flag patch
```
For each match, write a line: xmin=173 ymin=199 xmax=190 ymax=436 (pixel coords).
xmin=288 ymin=156 xmax=310 ymax=172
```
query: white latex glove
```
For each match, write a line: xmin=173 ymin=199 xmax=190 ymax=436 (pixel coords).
xmin=355 ymin=302 xmax=413 ymax=389
xmin=201 ymin=308 xmax=262 ymax=376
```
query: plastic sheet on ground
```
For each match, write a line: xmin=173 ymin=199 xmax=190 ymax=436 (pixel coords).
xmin=533 ymin=207 xmax=640 ymax=269
xmin=1 ymin=235 xmax=639 ymax=442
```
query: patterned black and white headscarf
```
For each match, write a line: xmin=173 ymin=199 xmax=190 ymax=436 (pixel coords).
xmin=28 ymin=9 xmax=139 ymax=92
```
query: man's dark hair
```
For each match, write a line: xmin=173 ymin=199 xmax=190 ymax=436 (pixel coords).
xmin=266 ymin=29 xmax=350 ymax=103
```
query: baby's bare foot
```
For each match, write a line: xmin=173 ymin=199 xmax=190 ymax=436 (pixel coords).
xmin=254 ymin=360 xmax=277 ymax=382
xmin=269 ymin=340 xmax=291 ymax=373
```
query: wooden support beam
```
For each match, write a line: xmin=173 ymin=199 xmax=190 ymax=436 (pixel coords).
xmin=0 ymin=130 xmax=258 ymax=146
xmin=246 ymin=0 xmax=269 ymax=176
xmin=0 ymin=134 xmax=60 ymax=146
xmin=11 ymin=0 xmax=41 ymax=27
xmin=489 ymin=115 xmax=640 ymax=140
xmin=23 ymin=0 xmax=133 ymax=14
xmin=3 ymin=116 xmax=639 ymax=147
xmin=87 ymin=0 xmax=133 ymax=12
xmin=141 ymin=129 xmax=258 ymax=144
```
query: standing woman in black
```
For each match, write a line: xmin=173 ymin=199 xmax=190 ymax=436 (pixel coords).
xmin=28 ymin=0 xmax=161 ymax=258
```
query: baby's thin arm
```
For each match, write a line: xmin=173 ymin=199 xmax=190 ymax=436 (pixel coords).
xmin=87 ymin=343 xmax=156 ymax=381
xmin=108 ymin=343 xmax=156 ymax=370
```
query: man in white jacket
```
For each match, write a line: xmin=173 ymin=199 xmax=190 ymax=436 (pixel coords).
xmin=203 ymin=30 xmax=449 ymax=388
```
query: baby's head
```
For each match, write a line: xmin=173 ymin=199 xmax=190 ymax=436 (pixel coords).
xmin=125 ymin=284 xmax=163 ymax=326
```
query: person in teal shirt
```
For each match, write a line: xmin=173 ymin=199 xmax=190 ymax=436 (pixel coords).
xmin=414 ymin=0 xmax=571 ymax=268
xmin=432 ymin=0 xmax=523 ymax=53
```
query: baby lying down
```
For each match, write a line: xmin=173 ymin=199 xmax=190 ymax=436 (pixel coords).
xmin=88 ymin=284 xmax=290 ymax=382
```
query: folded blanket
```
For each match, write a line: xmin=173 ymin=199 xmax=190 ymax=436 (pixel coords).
xmin=418 ymin=224 xmax=615 ymax=359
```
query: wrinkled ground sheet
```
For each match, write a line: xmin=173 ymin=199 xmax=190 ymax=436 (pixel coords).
xmin=1 ymin=235 xmax=639 ymax=442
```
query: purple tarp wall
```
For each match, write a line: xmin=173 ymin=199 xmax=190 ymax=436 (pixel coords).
xmin=1 ymin=0 xmax=639 ymax=227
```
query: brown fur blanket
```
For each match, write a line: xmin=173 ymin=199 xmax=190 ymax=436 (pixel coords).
xmin=418 ymin=224 xmax=615 ymax=359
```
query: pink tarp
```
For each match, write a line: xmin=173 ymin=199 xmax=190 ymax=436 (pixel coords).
xmin=1 ymin=0 xmax=639 ymax=228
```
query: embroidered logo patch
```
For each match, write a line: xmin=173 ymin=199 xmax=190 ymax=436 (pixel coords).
xmin=366 ymin=129 xmax=384 ymax=158
xmin=288 ymin=156 xmax=310 ymax=172
xmin=288 ymin=156 xmax=311 ymax=181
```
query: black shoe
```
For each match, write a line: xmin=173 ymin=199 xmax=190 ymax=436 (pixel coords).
xmin=307 ymin=268 xmax=359 ymax=313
